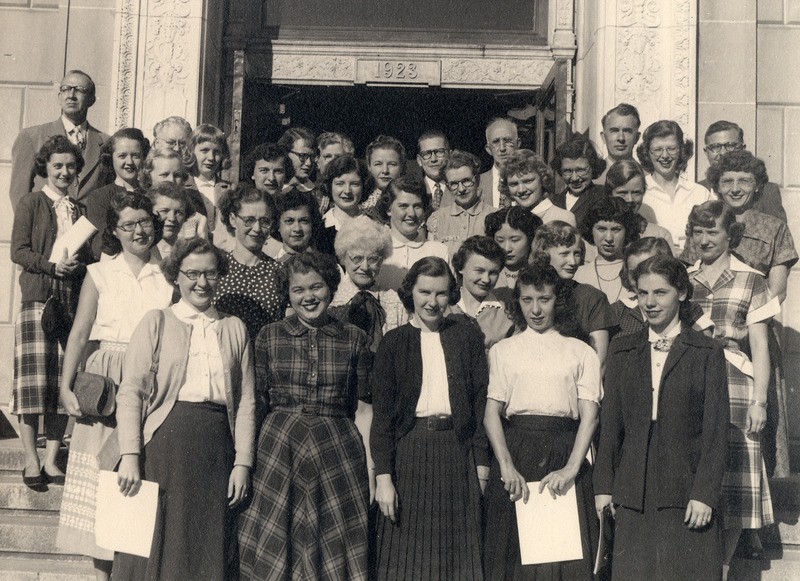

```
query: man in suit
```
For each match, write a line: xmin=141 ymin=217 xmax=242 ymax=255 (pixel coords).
xmin=600 ymin=103 xmax=641 ymax=165
xmin=416 ymin=129 xmax=452 ymax=210
xmin=477 ymin=118 xmax=520 ymax=209
xmin=9 ymin=70 xmax=109 ymax=211
xmin=698 ymin=120 xmax=787 ymax=222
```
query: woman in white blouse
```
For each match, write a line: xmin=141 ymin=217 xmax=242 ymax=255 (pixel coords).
xmin=483 ymin=257 xmax=602 ymax=580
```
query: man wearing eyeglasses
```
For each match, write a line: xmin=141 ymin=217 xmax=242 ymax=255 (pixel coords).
xmin=427 ymin=150 xmax=496 ymax=256
xmin=699 ymin=120 xmax=786 ymax=222
xmin=416 ymin=129 xmax=452 ymax=210
xmin=10 ymin=70 xmax=109 ymax=211
xmin=478 ymin=118 xmax=521 ymax=209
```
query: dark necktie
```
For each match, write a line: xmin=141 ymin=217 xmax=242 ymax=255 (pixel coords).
xmin=432 ymin=182 xmax=443 ymax=209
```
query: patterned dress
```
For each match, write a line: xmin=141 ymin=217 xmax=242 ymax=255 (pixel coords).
xmin=214 ymin=252 xmax=286 ymax=342
xmin=238 ymin=315 xmax=371 ymax=581
xmin=688 ymin=256 xmax=780 ymax=529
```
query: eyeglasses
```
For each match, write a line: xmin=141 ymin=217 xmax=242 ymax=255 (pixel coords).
xmin=179 ymin=269 xmax=219 ymax=281
xmin=561 ymin=168 xmax=591 ymax=178
xmin=155 ymin=137 xmax=186 ymax=150
xmin=290 ymin=151 xmax=317 ymax=163
xmin=446 ymin=177 xmax=476 ymax=191
xmin=116 ymin=217 xmax=154 ymax=232
xmin=419 ymin=148 xmax=448 ymax=161
xmin=59 ymin=85 xmax=91 ymax=96
xmin=489 ymin=138 xmax=516 ymax=148
xmin=236 ymin=214 xmax=271 ymax=229
xmin=649 ymin=146 xmax=680 ymax=157
xmin=347 ymin=254 xmax=383 ymax=267
xmin=704 ymin=142 xmax=743 ymax=154
xmin=719 ymin=177 xmax=756 ymax=190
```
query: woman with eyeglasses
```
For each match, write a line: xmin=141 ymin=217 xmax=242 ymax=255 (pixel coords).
xmin=278 ymin=127 xmax=319 ymax=195
xmin=56 ymin=192 xmax=172 ymax=581
xmin=113 ymin=237 xmax=254 ymax=580
xmin=636 ymin=120 xmax=713 ymax=251
xmin=214 ymin=183 xmax=287 ymax=342
xmin=550 ymin=137 xmax=607 ymax=228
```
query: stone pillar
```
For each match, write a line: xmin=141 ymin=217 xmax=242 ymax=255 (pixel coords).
xmin=109 ymin=0 xmax=209 ymax=136
xmin=574 ymin=0 xmax=698 ymax=177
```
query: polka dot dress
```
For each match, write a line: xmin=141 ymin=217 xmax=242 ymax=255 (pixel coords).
xmin=214 ymin=252 xmax=286 ymax=341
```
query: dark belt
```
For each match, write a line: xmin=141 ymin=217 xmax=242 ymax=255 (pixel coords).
xmin=414 ymin=415 xmax=454 ymax=431
xmin=271 ymin=404 xmax=349 ymax=418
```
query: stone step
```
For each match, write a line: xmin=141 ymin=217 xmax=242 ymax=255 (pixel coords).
xmin=0 ymin=472 xmax=63 ymax=512
xmin=0 ymin=552 xmax=94 ymax=580
xmin=0 ymin=439 xmax=68 ymax=474
xmin=0 ymin=510 xmax=65 ymax=555
xmin=728 ymin=544 xmax=800 ymax=580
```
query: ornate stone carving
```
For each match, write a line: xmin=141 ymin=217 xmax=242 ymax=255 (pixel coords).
xmin=557 ymin=0 xmax=573 ymax=27
xmin=144 ymin=16 xmax=191 ymax=89
xmin=151 ymin=0 xmax=192 ymax=18
xmin=441 ymin=58 xmax=552 ymax=87
xmin=672 ymin=0 xmax=692 ymax=128
xmin=271 ymin=55 xmax=355 ymax=82
xmin=615 ymin=28 xmax=662 ymax=102
xmin=617 ymin=0 xmax=662 ymax=28
xmin=112 ymin=0 xmax=140 ymax=130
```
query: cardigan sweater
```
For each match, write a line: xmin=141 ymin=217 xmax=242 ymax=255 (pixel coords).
xmin=594 ymin=327 xmax=729 ymax=511
xmin=117 ymin=308 xmax=256 ymax=468
xmin=11 ymin=190 xmax=90 ymax=302
xmin=370 ymin=317 xmax=490 ymax=476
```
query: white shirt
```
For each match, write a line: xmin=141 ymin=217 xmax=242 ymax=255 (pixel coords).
xmin=491 ymin=166 xmax=502 ymax=208
xmin=376 ymin=229 xmax=450 ymax=291
xmin=172 ymin=300 xmax=227 ymax=405
xmin=61 ymin=116 xmax=88 ymax=147
xmin=648 ymin=320 xmax=682 ymax=420
xmin=42 ymin=184 xmax=74 ymax=240
xmin=565 ymin=192 xmax=579 ymax=212
xmin=488 ymin=327 xmax=602 ymax=419
xmin=532 ymin=199 xmax=577 ymax=226
xmin=640 ymin=174 xmax=713 ymax=250
xmin=414 ymin=330 xmax=452 ymax=416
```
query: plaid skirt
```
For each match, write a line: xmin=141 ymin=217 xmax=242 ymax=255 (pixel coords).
xmin=11 ymin=302 xmax=66 ymax=415
xmin=722 ymin=358 xmax=774 ymax=530
xmin=238 ymin=411 xmax=369 ymax=581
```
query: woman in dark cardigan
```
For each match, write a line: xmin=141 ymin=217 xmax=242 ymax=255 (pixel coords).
xmin=594 ymin=255 xmax=729 ymax=580
xmin=371 ymin=256 xmax=489 ymax=581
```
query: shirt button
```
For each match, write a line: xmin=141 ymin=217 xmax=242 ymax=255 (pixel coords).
xmin=656 ymin=363 xmax=661 ymax=367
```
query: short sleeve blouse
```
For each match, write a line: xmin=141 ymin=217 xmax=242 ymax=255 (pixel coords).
xmin=487 ymin=327 xmax=602 ymax=419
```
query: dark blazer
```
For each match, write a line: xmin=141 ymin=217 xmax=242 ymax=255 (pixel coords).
xmin=477 ymin=167 xmax=511 ymax=209
xmin=594 ymin=326 xmax=729 ymax=511
xmin=370 ymin=318 xmax=490 ymax=475
xmin=9 ymin=118 xmax=109 ymax=211
xmin=551 ymin=182 xmax=606 ymax=229
xmin=11 ymin=191 xmax=90 ymax=302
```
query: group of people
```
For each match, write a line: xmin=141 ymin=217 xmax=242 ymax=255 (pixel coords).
xmin=8 ymin=69 xmax=796 ymax=581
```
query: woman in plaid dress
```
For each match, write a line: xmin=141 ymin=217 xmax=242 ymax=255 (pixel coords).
xmin=686 ymin=201 xmax=780 ymax=563
xmin=238 ymin=252 xmax=372 ymax=581
xmin=10 ymin=135 xmax=90 ymax=490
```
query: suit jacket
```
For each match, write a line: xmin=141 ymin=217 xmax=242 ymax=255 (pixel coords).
xmin=551 ymin=183 xmax=606 ymax=229
xmin=9 ymin=118 xmax=109 ymax=211
xmin=477 ymin=167 xmax=512 ymax=209
xmin=593 ymin=327 xmax=729 ymax=511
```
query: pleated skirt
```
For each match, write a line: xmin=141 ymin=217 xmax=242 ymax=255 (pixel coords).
xmin=483 ymin=415 xmax=596 ymax=581
xmin=237 ymin=411 xmax=369 ymax=581
xmin=56 ymin=345 xmax=121 ymax=560
xmin=112 ymin=401 xmax=237 ymax=581
xmin=611 ymin=422 xmax=722 ymax=581
xmin=375 ymin=423 xmax=483 ymax=581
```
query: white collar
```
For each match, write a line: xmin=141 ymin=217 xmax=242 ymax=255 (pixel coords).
xmin=686 ymin=255 xmax=764 ymax=276
xmin=424 ymin=175 xmax=442 ymax=190
xmin=522 ymin=326 xmax=559 ymax=339
xmin=391 ymin=228 xmax=425 ymax=249
xmin=194 ymin=175 xmax=216 ymax=188
xmin=172 ymin=299 xmax=219 ymax=322
xmin=61 ymin=116 xmax=87 ymax=134
xmin=456 ymin=291 xmax=504 ymax=318
xmin=42 ymin=184 xmax=68 ymax=203
xmin=531 ymin=198 xmax=554 ymax=216
xmin=619 ymin=293 xmax=638 ymax=309
xmin=648 ymin=319 xmax=682 ymax=343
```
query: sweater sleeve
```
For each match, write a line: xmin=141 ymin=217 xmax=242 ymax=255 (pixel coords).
xmin=593 ymin=345 xmax=625 ymax=496
xmin=233 ymin=322 xmax=256 ymax=468
xmin=468 ymin=325 xmax=490 ymax=467
xmin=10 ymin=194 xmax=56 ymax=276
xmin=370 ymin=331 xmax=399 ymax=476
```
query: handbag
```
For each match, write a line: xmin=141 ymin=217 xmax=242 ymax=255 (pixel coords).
xmin=41 ymin=291 xmax=72 ymax=344
xmin=73 ymin=371 xmax=117 ymax=417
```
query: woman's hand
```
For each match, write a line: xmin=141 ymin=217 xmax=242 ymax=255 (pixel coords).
xmin=368 ymin=468 xmax=377 ymax=505
xmin=117 ymin=454 xmax=141 ymax=497
xmin=746 ymin=403 xmax=767 ymax=435
xmin=595 ymin=494 xmax=615 ymax=519
xmin=539 ymin=466 xmax=578 ymax=499
xmin=684 ymin=499 xmax=713 ymax=529
xmin=54 ymin=248 xmax=80 ymax=278
xmin=59 ymin=387 xmax=82 ymax=417
xmin=375 ymin=474 xmax=399 ymax=522
xmin=228 ymin=465 xmax=250 ymax=508
xmin=499 ymin=460 xmax=529 ymax=504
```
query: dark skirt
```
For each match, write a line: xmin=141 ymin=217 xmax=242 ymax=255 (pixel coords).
xmin=375 ymin=420 xmax=483 ymax=581
xmin=483 ymin=415 xmax=597 ymax=581
xmin=611 ymin=422 xmax=722 ymax=581
xmin=237 ymin=411 xmax=369 ymax=581
xmin=112 ymin=402 xmax=237 ymax=581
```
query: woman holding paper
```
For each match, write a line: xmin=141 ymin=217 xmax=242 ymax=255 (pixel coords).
xmin=594 ymin=255 xmax=729 ymax=580
xmin=483 ymin=257 xmax=601 ymax=580
xmin=56 ymin=192 xmax=173 ymax=580
xmin=113 ymin=238 xmax=255 ymax=581
xmin=11 ymin=135 xmax=91 ymax=493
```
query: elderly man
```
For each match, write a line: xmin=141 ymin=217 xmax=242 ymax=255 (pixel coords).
xmin=9 ymin=70 xmax=108 ymax=210
xmin=477 ymin=117 xmax=520 ymax=209
xmin=699 ymin=120 xmax=787 ymax=222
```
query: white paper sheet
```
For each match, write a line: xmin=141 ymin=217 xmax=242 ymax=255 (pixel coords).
xmin=514 ymin=481 xmax=583 ymax=565
xmin=48 ymin=216 xmax=97 ymax=262
xmin=95 ymin=470 xmax=158 ymax=558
